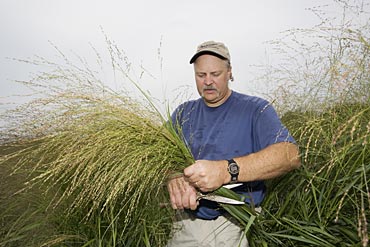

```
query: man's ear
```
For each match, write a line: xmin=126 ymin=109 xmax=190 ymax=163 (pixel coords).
xmin=228 ymin=67 xmax=234 ymax=81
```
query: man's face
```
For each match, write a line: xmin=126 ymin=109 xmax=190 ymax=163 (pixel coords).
xmin=193 ymin=54 xmax=232 ymax=107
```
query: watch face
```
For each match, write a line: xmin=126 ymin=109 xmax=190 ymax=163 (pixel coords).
xmin=229 ymin=163 xmax=239 ymax=175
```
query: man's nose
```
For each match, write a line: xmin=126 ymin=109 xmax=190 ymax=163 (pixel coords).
xmin=204 ymin=75 xmax=213 ymax=85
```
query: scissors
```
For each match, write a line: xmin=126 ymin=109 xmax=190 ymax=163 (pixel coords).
xmin=196 ymin=183 xmax=245 ymax=205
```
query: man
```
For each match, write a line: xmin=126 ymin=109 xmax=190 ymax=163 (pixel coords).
xmin=166 ymin=41 xmax=301 ymax=246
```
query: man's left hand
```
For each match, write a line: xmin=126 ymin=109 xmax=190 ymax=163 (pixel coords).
xmin=183 ymin=160 xmax=228 ymax=192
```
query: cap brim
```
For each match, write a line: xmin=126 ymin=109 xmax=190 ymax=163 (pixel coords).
xmin=189 ymin=51 xmax=228 ymax=64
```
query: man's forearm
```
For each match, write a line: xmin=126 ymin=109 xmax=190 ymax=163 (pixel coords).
xmin=233 ymin=142 xmax=301 ymax=183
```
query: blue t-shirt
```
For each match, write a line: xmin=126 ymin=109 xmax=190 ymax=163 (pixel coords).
xmin=171 ymin=91 xmax=295 ymax=219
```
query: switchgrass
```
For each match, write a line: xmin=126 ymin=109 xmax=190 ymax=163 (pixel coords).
xmin=258 ymin=102 xmax=370 ymax=246
xmin=253 ymin=1 xmax=370 ymax=246
xmin=0 ymin=63 xmax=193 ymax=246
xmin=0 ymin=53 xmax=259 ymax=245
xmin=0 ymin=44 xmax=259 ymax=245
xmin=0 ymin=145 xmax=69 ymax=247
xmin=1 ymin=1 xmax=369 ymax=246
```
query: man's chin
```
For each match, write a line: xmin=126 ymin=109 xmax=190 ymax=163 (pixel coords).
xmin=203 ymin=96 xmax=220 ymax=105
xmin=202 ymin=90 xmax=217 ymax=97
xmin=202 ymin=95 xmax=216 ymax=101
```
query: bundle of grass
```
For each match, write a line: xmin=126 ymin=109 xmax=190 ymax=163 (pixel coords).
xmin=0 ymin=46 xmax=195 ymax=245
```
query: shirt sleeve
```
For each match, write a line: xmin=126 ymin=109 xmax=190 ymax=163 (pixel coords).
xmin=253 ymin=102 xmax=296 ymax=150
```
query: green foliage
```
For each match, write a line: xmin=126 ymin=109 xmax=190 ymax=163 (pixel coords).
xmin=251 ymin=1 xmax=370 ymax=245
xmin=261 ymin=102 xmax=370 ymax=246
xmin=0 ymin=34 xmax=197 ymax=246
xmin=0 ymin=77 xmax=192 ymax=246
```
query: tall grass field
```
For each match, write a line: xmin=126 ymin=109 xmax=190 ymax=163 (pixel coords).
xmin=1 ymin=1 xmax=369 ymax=246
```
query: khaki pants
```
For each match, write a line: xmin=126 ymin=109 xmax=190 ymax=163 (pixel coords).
xmin=166 ymin=211 xmax=248 ymax=247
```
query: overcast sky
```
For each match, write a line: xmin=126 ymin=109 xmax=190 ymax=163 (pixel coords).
xmin=0 ymin=0 xmax=347 ymax=112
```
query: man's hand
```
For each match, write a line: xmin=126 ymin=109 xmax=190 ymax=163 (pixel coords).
xmin=167 ymin=175 xmax=198 ymax=210
xmin=184 ymin=160 xmax=229 ymax=192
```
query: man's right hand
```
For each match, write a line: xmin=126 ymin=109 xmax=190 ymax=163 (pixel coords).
xmin=167 ymin=175 xmax=198 ymax=210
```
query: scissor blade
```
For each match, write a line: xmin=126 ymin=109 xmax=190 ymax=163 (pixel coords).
xmin=202 ymin=194 xmax=245 ymax=205
xmin=222 ymin=183 xmax=243 ymax=189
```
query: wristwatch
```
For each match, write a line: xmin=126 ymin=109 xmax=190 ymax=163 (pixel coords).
xmin=227 ymin=159 xmax=240 ymax=183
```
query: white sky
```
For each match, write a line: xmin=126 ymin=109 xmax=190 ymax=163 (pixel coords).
xmin=0 ymin=0 xmax=345 ymax=112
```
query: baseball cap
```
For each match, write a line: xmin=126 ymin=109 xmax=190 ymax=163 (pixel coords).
xmin=189 ymin=41 xmax=231 ymax=64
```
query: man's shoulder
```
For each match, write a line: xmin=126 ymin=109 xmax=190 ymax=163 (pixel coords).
xmin=177 ymin=97 xmax=204 ymax=109
xmin=232 ymin=91 xmax=269 ymax=107
xmin=172 ymin=98 xmax=202 ymax=117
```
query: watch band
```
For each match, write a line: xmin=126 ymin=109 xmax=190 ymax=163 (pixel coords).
xmin=227 ymin=159 xmax=239 ymax=183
